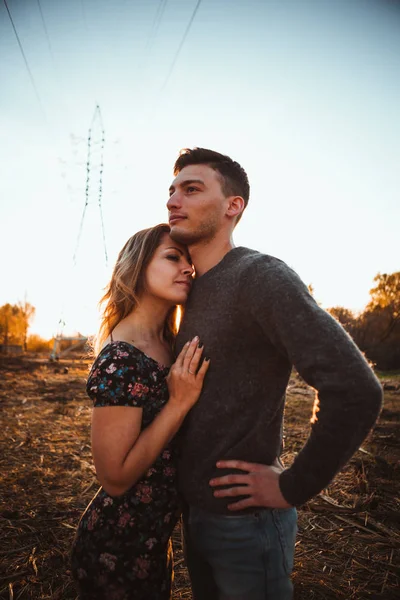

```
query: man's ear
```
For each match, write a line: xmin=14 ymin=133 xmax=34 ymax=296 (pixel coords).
xmin=226 ymin=196 xmax=245 ymax=220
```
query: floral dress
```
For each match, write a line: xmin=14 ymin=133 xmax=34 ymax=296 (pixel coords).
xmin=71 ymin=341 xmax=181 ymax=600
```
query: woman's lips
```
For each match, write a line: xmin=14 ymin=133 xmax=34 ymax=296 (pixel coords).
xmin=175 ymin=281 xmax=191 ymax=290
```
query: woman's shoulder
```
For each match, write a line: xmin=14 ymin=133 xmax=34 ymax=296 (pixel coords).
xmin=88 ymin=341 xmax=153 ymax=383
xmin=86 ymin=341 xmax=168 ymax=407
xmin=97 ymin=339 xmax=139 ymax=361
xmin=96 ymin=340 xmax=169 ymax=370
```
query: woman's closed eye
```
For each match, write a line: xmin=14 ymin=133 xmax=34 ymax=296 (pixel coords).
xmin=166 ymin=254 xmax=180 ymax=262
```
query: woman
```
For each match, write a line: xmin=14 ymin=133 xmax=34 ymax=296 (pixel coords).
xmin=71 ymin=223 xmax=209 ymax=600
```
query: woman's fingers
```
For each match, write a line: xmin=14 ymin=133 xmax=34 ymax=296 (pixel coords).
xmin=170 ymin=337 xmax=209 ymax=384
xmin=196 ymin=356 xmax=210 ymax=380
xmin=174 ymin=341 xmax=190 ymax=369
xmin=182 ymin=337 xmax=199 ymax=371
xmin=188 ymin=344 xmax=204 ymax=374
xmin=167 ymin=340 xmax=210 ymax=412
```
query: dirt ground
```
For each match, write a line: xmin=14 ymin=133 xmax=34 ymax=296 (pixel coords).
xmin=0 ymin=355 xmax=399 ymax=600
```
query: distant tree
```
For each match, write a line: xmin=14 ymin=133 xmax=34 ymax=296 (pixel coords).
xmin=328 ymin=307 xmax=356 ymax=332
xmin=0 ymin=301 xmax=36 ymax=349
xmin=325 ymin=272 xmax=400 ymax=370
xmin=308 ymin=283 xmax=322 ymax=306
xmin=366 ymin=272 xmax=400 ymax=342
xmin=27 ymin=334 xmax=52 ymax=353
xmin=348 ymin=271 xmax=400 ymax=370
xmin=17 ymin=300 xmax=36 ymax=351
xmin=0 ymin=304 xmax=20 ymax=346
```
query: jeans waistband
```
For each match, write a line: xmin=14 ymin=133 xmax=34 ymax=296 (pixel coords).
xmin=185 ymin=504 xmax=283 ymax=522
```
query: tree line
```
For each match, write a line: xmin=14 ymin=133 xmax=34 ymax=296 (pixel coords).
xmin=1 ymin=272 xmax=399 ymax=369
xmin=328 ymin=272 xmax=400 ymax=371
xmin=0 ymin=301 xmax=38 ymax=351
xmin=0 ymin=301 xmax=55 ymax=353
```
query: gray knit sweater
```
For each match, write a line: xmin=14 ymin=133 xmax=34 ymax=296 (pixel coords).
xmin=175 ymin=247 xmax=382 ymax=511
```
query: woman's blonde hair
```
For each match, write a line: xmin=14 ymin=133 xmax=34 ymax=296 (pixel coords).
xmin=94 ymin=223 xmax=181 ymax=355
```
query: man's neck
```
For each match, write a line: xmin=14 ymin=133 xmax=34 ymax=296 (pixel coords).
xmin=189 ymin=236 xmax=235 ymax=277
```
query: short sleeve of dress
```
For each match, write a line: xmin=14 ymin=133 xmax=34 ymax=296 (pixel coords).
xmin=86 ymin=343 xmax=151 ymax=408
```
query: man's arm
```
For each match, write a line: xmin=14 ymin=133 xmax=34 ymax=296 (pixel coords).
xmin=211 ymin=257 xmax=383 ymax=508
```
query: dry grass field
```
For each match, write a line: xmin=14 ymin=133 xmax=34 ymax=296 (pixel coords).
xmin=0 ymin=356 xmax=399 ymax=599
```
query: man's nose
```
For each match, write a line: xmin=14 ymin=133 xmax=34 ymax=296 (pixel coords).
xmin=167 ymin=190 xmax=181 ymax=210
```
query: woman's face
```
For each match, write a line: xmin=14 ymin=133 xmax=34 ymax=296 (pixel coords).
xmin=144 ymin=233 xmax=193 ymax=305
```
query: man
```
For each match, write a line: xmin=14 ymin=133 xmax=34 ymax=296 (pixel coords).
xmin=166 ymin=147 xmax=382 ymax=600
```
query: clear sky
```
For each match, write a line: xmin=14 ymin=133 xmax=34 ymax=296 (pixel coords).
xmin=1 ymin=0 xmax=399 ymax=339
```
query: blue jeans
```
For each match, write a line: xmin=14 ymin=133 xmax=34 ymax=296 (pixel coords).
xmin=182 ymin=505 xmax=297 ymax=600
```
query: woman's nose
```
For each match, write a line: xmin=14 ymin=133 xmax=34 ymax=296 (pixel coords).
xmin=182 ymin=264 xmax=194 ymax=276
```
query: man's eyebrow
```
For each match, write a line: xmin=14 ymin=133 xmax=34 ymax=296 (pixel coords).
xmin=169 ymin=178 xmax=205 ymax=192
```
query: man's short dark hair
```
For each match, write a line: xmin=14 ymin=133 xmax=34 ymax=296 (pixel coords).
xmin=173 ymin=147 xmax=250 ymax=222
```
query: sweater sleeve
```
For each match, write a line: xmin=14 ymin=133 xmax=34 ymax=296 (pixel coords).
xmin=242 ymin=255 xmax=383 ymax=507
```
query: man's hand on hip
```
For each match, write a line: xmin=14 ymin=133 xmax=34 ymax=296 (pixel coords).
xmin=209 ymin=459 xmax=292 ymax=510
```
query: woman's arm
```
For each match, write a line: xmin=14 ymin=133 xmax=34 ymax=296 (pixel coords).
xmin=91 ymin=337 xmax=209 ymax=497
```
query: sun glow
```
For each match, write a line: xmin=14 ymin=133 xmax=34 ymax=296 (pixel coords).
xmin=175 ymin=305 xmax=183 ymax=332
xmin=310 ymin=393 xmax=320 ymax=424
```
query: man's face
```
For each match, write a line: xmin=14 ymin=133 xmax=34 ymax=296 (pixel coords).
xmin=167 ymin=164 xmax=228 ymax=245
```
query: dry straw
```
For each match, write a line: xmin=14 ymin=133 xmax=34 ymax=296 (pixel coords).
xmin=0 ymin=357 xmax=399 ymax=599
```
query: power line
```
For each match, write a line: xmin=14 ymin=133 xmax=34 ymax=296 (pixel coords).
xmin=3 ymin=0 xmax=47 ymax=115
xmin=132 ymin=0 xmax=168 ymax=89
xmin=35 ymin=0 xmax=76 ymax=141
xmin=159 ymin=0 xmax=202 ymax=93
xmin=5 ymin=0 xmax=80 ymax=213
xmin=153 ymin=0 xmax=168 ymax=37
xmin=144 ymin=0 xmax=168 ymax=55
xmin=36 ymin=0 xmax=54 ymax=60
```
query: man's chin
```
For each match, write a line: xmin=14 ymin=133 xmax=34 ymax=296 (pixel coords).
xmin=169 ymin=225 xmax=195 ymax=245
